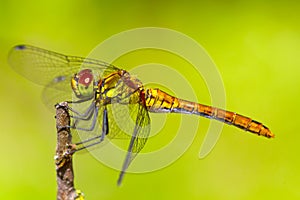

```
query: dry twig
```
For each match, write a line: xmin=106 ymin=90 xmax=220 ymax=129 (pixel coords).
xmin=55 ymin=102 xmax=82 ymax=200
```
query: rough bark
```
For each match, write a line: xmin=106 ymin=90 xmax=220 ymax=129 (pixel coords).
xmin=55 ymin=102 xmax=79 ymax=200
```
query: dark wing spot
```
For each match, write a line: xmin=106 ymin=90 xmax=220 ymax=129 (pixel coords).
xmin=15 ymin=45 xmax=26 ymax=50
xmin=53 ymin=76 xmax=66 ymax=83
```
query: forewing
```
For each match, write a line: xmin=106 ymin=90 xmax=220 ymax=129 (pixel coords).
xmin=8 ymin=45 xmax=119 ymax=86
xmin=8 ymin=45 xmax=120 ymax=110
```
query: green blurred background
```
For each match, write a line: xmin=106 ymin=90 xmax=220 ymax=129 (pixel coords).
xmin=1 ymin=0 xmax=299 ymax=199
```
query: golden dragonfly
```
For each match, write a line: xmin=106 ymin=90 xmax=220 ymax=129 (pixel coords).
xmin=8 ymin=45 xmax=274 ymax=185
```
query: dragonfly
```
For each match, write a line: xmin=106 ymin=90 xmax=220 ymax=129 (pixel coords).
xmin=8 ymin=45 xmax=274 ymax=185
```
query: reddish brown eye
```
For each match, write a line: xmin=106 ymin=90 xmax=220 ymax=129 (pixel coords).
xmin=78 ymin=69 xmax=93 ymax=86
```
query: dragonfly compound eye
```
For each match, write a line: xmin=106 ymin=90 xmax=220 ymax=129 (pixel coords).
xmin=78 ymin=69 xmax=93 ymax=86
xmin=75 ymin=69 xmax=94 ymax=98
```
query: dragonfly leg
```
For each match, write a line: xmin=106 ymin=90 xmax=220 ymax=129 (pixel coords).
xmin=70 ymin=106 xmax=109 ymax=153
xmin=71 ymin=102 xmax=96 ymax=129
xmin=70 ymin=106 xmax=99 ymax=132
xmin=68 ymin=101 xmax=96 ymax=120
xmin=101 ymin=106 xmax=109 ymax=140
xmin=66 ymin=95 xmax=94 ymax=105
xmin=56 ymin=102 xmax=97 ymax=132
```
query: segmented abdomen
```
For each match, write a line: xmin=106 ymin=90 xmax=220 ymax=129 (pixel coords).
xmin=145 ymin=88 xmax=274 ymax=138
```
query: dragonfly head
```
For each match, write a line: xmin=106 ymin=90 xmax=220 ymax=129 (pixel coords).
xmin=71 ymin=69 xmax=95 ymax=98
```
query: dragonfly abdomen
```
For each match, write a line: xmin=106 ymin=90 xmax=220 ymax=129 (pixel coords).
xmin=145 ymin=88 xmax=274 ymax=138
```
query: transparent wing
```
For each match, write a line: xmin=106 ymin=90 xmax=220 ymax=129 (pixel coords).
xmin=71 ymin=94 xmax=150 ymax=155
xmin=8 ymin=45 xmax=119 ymax=86
xmin=129 ymin=104 xmax=150 ymax=154
xmin=8 ymin=44 xmax=120 ymax=110
xmin=117 ymin=102 xmax=151 ymax=185
xmin=41 ymin=79 xmax=74 ymax=112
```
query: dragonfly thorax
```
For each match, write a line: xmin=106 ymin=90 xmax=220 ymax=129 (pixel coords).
xmin=71 ymin=69 xmax=95 ymax=99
